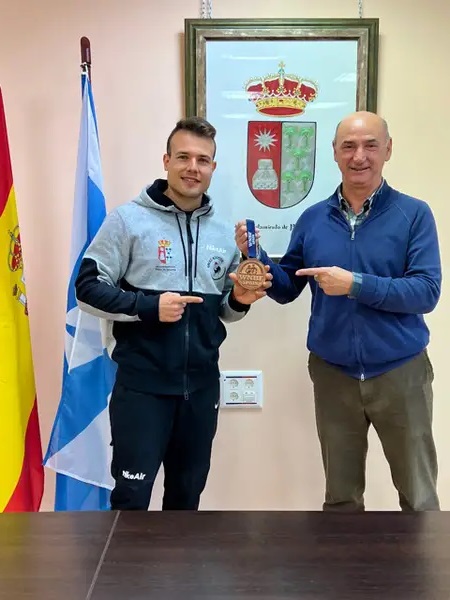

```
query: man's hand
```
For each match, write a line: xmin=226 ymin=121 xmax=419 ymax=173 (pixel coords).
xmin=159 ymin=292 xmax=203 ymax=322
xmin=234 ymin=220 xmax=261 ymax=257
xmin=229 ymin=265 xmax=273 ymax=305
xmin=296 ymin=266 xmax=353 ymax=296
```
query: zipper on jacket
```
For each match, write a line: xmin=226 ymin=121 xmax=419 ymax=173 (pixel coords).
xmin=344 ymin=213 xmax=366 ymax=381
xmin=194 ymin=218 xmax=201 ymax=279
xmin=186 ymin=215 xmax=194 ymax=291
xmin=183 ymin=214 xmax=194 ymax=400
xmin=350 ymin=228 xmax=365 ymax=381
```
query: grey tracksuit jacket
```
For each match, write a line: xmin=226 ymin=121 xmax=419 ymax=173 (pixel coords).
xmin=75 ymin=178 xmax=248 ymax=395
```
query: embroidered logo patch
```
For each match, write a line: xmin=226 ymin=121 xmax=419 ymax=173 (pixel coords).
xmin=157 ymin=239 xmax=172 ymax=264
xmin=208 ymin=256 xmax=226 ymax=280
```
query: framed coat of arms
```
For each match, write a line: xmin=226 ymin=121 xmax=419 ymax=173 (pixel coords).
xmin=184 ymin=18 xmax=379 ymax=257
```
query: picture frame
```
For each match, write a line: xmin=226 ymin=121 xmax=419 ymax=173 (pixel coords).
xmin=184 ymin=18 xmax=379 ymax=258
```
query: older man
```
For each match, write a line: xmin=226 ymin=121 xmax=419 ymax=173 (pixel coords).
xmin=236 ymin=111 xmax=441 ymax=512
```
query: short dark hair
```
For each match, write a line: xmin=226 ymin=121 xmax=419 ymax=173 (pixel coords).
xmin=166 ymin=116 xmax=217 ymax=156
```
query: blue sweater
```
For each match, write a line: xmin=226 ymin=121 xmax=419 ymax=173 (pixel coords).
xmin=259 ymin=182 xmax=441 ymax=380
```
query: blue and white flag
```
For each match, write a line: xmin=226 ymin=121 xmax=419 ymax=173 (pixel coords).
xmin=44 ymin=71 xmax=116 ymax=510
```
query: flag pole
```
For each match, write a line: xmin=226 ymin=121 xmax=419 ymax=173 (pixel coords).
xmin=80 ymin=36 xmax=92 ymax=81
xmin=43 ymin=34 xmax=115 ymax=510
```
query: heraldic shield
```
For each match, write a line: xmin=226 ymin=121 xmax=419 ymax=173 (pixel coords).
xmin=247 ymin=121 xmax=316 ymax=209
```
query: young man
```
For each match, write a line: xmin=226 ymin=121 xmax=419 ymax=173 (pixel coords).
xmin=236 ymin=111 xmax=441 ymax=512
xmin=75 ymin=117 xmax=271 ymax=510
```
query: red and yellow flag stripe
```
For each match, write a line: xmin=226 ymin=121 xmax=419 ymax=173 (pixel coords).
xmin=0 ymin=88 xmax=44 ymax=512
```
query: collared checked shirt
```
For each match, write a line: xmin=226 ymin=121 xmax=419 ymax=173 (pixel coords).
xmin=338 ymin=180 xmax=385 ymax=297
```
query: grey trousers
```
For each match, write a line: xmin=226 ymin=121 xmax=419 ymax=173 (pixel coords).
xmin=308 ymin=351 xmax=439 ymax=512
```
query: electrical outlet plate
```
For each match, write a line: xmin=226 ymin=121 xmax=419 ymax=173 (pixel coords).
xmin=220 ymin=370 xmax=263 ymax=408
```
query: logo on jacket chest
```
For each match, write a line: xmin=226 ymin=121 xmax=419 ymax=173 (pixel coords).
xmin=208 ymin=255 xmax=226 ymax=280
xmin=206 ymin=244 xmax=226 ymax=254
xmin=156 ymin=239 xmax=176 ymax=272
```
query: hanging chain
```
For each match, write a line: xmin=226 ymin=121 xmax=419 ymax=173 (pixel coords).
xmin=358 ymin=0 xmax=363 ymax=18
xmin=200 ymin=0 xmax=212 ymax=18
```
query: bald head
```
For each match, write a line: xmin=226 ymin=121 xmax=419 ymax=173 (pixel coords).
xmin=334 ymin=111 xmax=390 ymax=145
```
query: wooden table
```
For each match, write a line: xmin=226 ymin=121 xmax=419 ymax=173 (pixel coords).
xmin=1 ymin=511 xmax=449 ymax=599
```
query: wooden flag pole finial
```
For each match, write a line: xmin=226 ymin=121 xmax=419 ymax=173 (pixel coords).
xmin=80 ymin=37 xmax=92 ymax=81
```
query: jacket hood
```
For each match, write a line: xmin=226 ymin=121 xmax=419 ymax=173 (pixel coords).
xmin=133 ymin=178 xmax=214 ymax=217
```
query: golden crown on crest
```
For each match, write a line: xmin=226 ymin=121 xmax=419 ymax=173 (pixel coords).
xmin=158 ymin=240 xmax=171 ymax=248
xmin=245 ymin=62 xmax=318 ymax=118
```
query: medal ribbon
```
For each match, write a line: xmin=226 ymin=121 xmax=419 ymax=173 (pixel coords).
xmin=246 ymin=219 xmax=257 ymax=259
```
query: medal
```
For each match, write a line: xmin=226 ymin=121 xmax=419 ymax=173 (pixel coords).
xmin=236 ymin=219 xmax=266 ymax=291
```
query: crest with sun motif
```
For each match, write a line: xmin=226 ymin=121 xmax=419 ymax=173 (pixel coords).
xmin=247 ymin=121 xmax=317 ymax=209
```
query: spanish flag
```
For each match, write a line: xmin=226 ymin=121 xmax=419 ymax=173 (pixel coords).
xmin=0 ymin=88 xmax=44 ymax=512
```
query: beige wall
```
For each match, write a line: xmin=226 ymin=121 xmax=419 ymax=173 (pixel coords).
xmin=0 ymin=0 xmax=448 ymax=511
